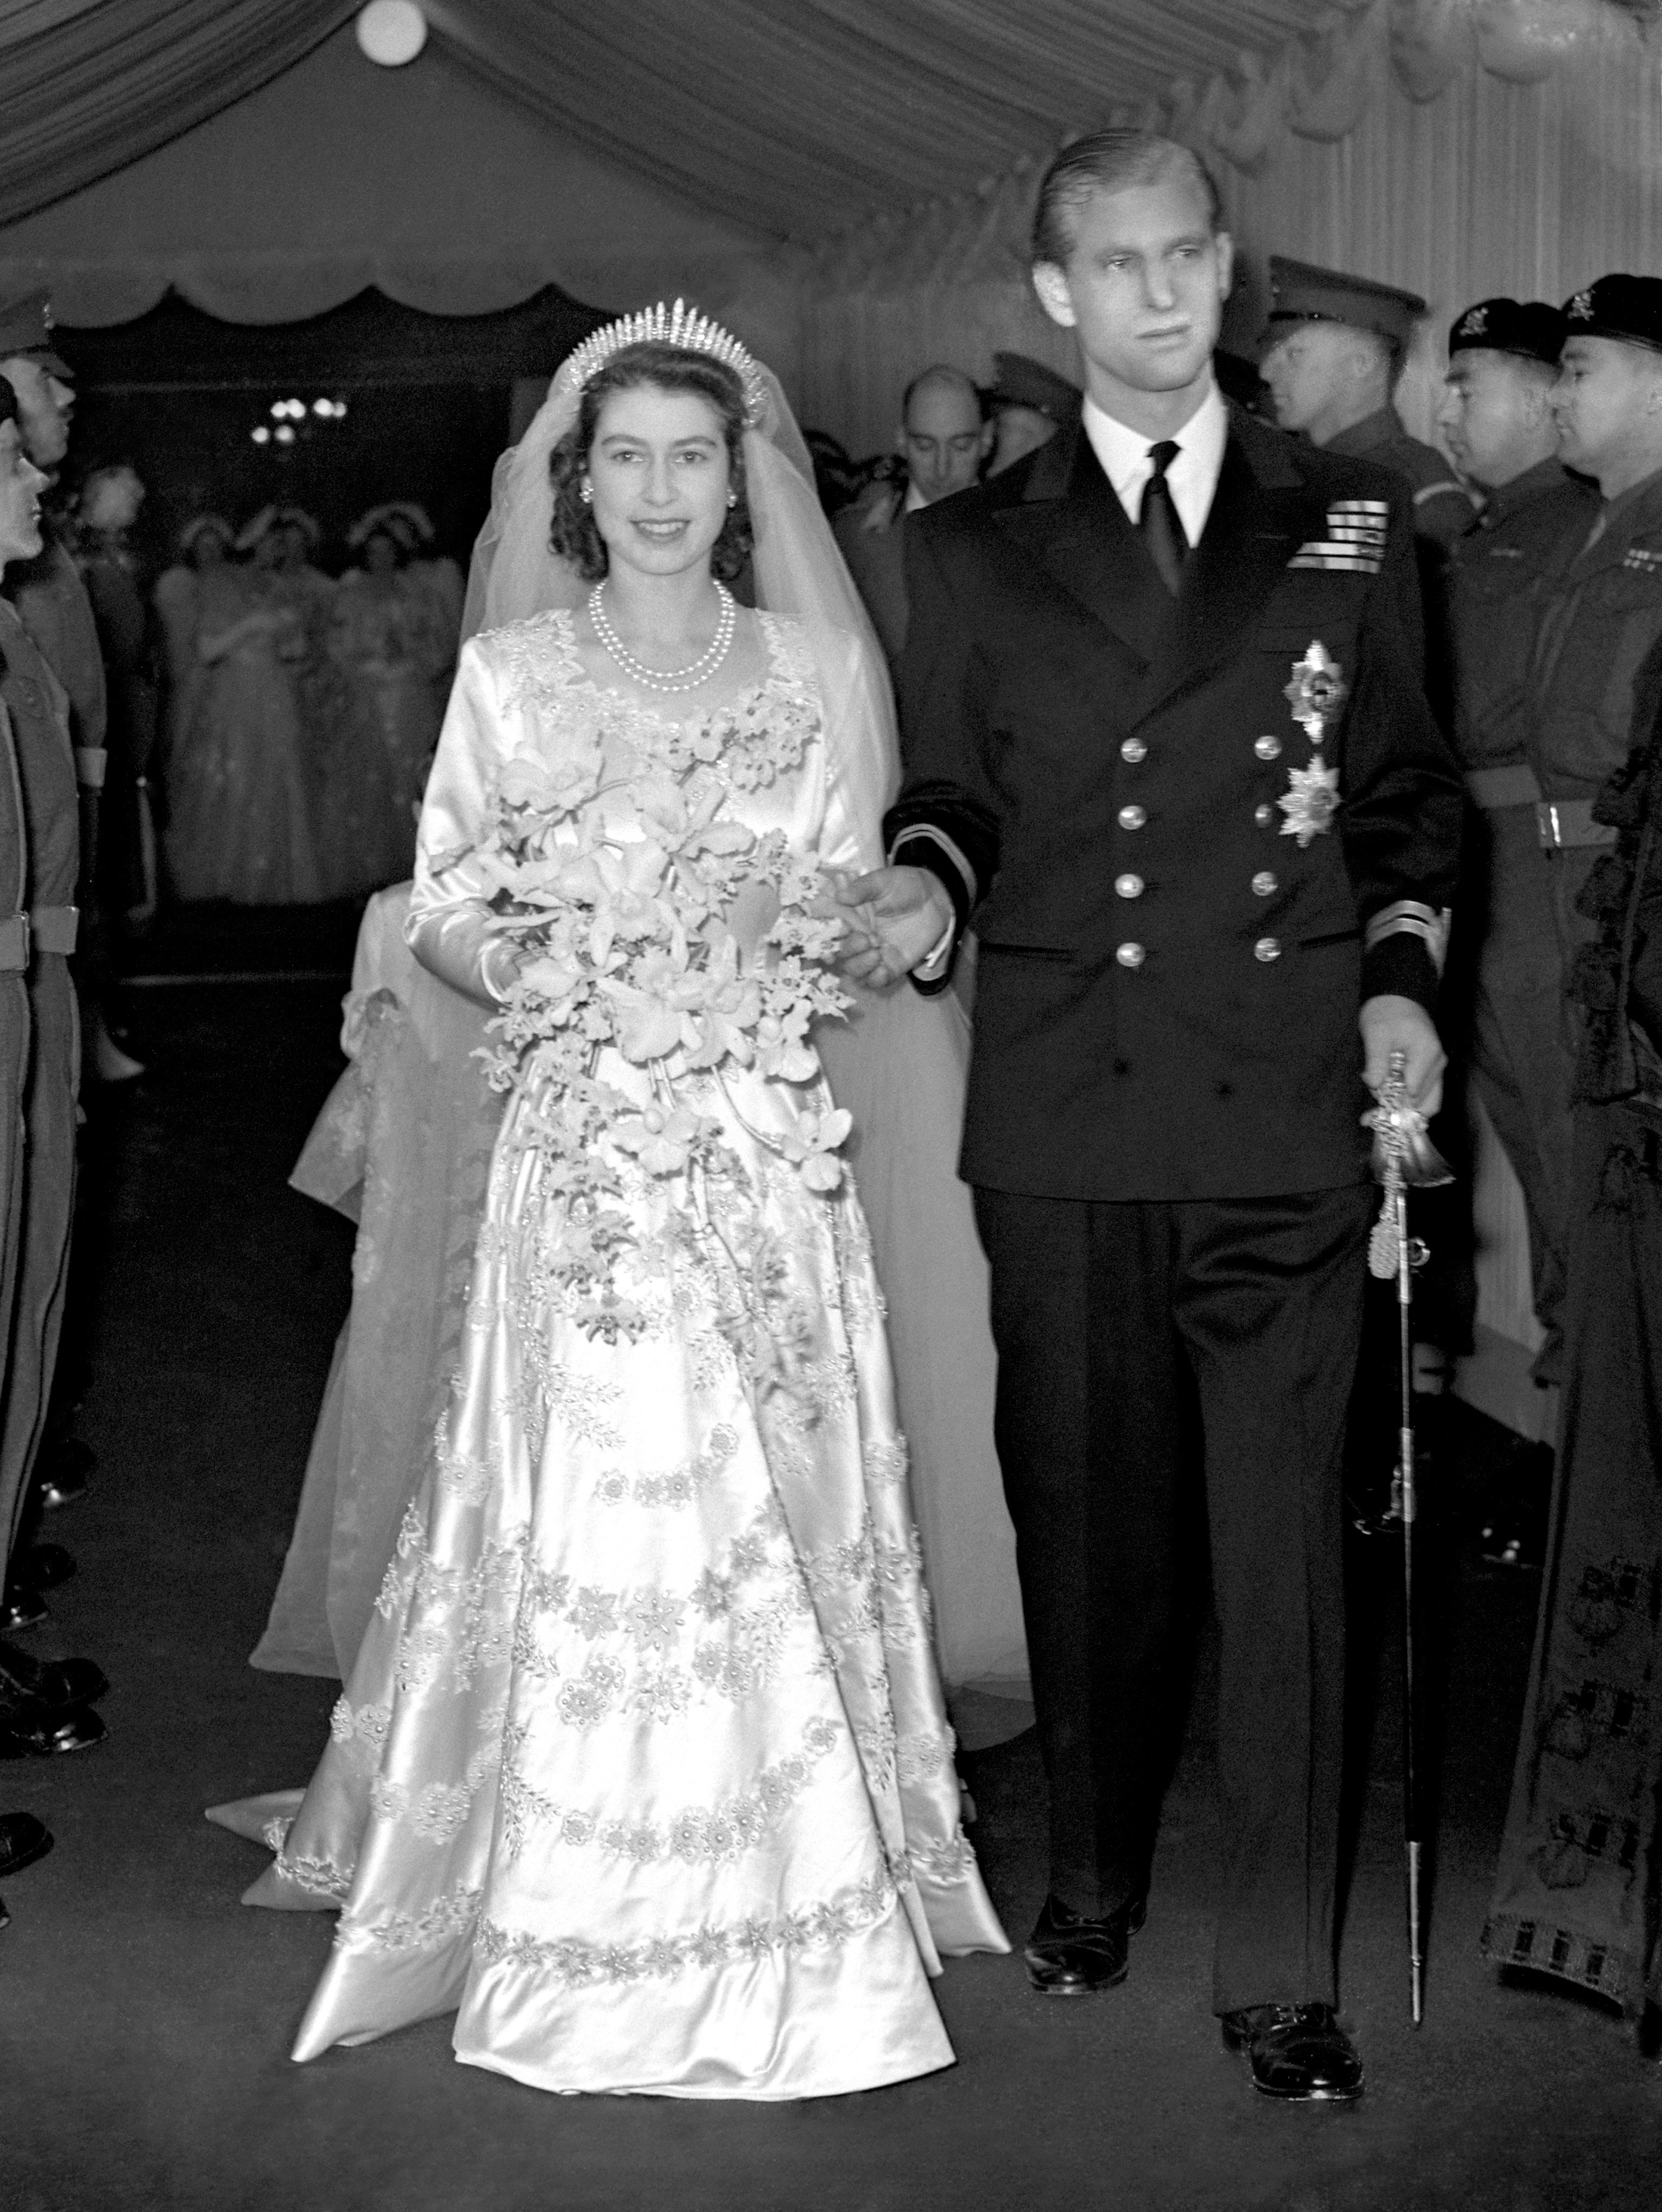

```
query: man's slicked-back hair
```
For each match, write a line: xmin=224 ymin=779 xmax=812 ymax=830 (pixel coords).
xmin=1032 ymin=129 xmax=1224 ymax=267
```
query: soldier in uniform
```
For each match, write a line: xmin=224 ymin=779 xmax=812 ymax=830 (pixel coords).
xmin=1436 ymin=299 xmax=1597 ymax=1377
xmin=1529 ymin=275 xmax=1662 ymax=1023
xmin=1259 ymin=257 xmax=1475 ymax=555
xmin=837 ymin=130 xmax=1462 ymax=2102
xmin=983 ymin=350 xmax=1080 ymax=476
xmin=0 ymin=294 xmax=109 ymax=1639
xmin=0 ymin=374 xmax=104 ymax=1759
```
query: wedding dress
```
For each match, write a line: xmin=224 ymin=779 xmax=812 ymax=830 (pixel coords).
xmin=249 ymin=884 xmax=500 ymax=1679
xmin=164 ymin=566 xmax=326 ymax=905
xmin=232 ymin=598 xmax=1006 ymax=2093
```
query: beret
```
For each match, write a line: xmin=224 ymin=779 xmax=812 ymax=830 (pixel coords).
xmin=1562 ymin=273 xmax=1662 ymax=356
xmin=1448 ymin=298 xmax=1565 ymax=366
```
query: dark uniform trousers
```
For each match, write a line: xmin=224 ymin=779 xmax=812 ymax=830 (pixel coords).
xmin=975 ymin=1182 xmax=1372 ymax=2011
xmin=888 ymin=405 xmax=1462 ymax=2018
xmin=1446 ymin=461 xmax=1598 ymax=1355
xmin=0 ymin=601 xmax=83 ymax=1574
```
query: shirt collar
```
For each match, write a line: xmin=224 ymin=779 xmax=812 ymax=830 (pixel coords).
xmin=1081 ymin=381 xmax=1226 ymax=500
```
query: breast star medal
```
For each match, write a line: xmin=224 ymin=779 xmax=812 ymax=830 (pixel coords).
xmin=1278 ymin=755 xmax=1341 ymax=845
xmin=1276 ymin=641 xmax=1346 ymax=844
xmin=1283 ymin=640 xmax=1348 ymax=739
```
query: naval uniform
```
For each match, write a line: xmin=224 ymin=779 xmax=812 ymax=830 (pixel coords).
xmin=0 ymin=601 xmax=83 ymax=1572
xmin=888 ymin=397 xmax=1462 ymax=2013
xmin=1448 ymin=460 xmax=1599 ymax=1356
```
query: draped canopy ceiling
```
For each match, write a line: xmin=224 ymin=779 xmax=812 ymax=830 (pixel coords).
xmin=2 ymin=0 xmax=1643 ymax=248
xmin=0 ymin=0 xmax=1656 ymax=450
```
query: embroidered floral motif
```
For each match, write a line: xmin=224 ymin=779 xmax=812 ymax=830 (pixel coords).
xmin=632 ymin=1668 xmax=693 ymax=1723
xmin=594 ymin=1423 xmax=740 ymax=1508
xmin=473 ymin=1871 xmax=896 ymax=1986
xmin=456 ymin=612 xmax=855 ymax=1351
xmin=557 ymin=1654 xmax=626 ymax=1730
xmin=274 ymin=1847 xmax=354 ymax=1901
xmin=371 ymin=1732 xmax=503 ymax=1843
xmin=352 ymin=1882 xmax=483 ymax=1953
xmin=899 ymin=1825 xmax=979 ymax=1887
xmin=626 ymin=1589 xmax=687 ymax=1654
xmin=499 ymin=1718 xmax=842 ymax=1864
xmin=1282 ymin=640 xmax=1348 ymax=740
xmin=330 ymin=1696 xmax=393 ymax=1751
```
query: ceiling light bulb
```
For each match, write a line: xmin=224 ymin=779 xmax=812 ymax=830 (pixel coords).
xmin=356 ymin=2 xmax=427 ymax=68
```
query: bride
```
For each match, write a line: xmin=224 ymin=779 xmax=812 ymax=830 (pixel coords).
xmin=233 ymin=307 xmax=1007 ymax=2096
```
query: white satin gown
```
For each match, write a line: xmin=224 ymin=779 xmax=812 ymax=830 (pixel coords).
xmin=238 ymin=609 xmax=1007 ymax=2096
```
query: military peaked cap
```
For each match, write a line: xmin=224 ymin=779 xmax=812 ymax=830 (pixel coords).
xmin=1562 ymin=274 xmax=1662 ymax=356
xmin=984 ymin=352 xmax=1079 ymax=422
xmin=1447 ymin=298 xmax=1565 ymax=367
xmin=0 ymin=289 xmax=72 ymax=380
xmin=1264 ymin=257 xmax=1427 ymax=350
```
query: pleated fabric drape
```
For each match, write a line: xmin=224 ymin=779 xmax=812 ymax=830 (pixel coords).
xmin=797 ymin=8 xmax=1662 ymax=451
xmin=0 ymin=1 xmax=357 ymax=228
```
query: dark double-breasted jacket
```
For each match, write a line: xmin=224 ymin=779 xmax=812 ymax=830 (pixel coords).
xmin=884 ymin=401 xmax=1464 ymax=1205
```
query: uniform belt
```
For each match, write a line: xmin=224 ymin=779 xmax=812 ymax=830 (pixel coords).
xmin=0 ymin=914 xmax=27 ymax=972
xmin=29 ymin=903 xmax=77 ymax=955
xmin=1535 ymin=800 xmax=1618 ymax=851
xmin=1465 ymin=764 xmax=1542 ymax=809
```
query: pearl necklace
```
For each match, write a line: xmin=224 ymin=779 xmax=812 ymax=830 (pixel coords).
xmin=588 ymin=581 xmax=737 ymax=694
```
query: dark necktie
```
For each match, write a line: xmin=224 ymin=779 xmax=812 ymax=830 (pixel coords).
xmin=1139 ymin=439 xmax=1187 ymax=595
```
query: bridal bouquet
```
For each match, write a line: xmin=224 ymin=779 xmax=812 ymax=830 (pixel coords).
xmin=461 ymin=713 xmax=853 ymax=1341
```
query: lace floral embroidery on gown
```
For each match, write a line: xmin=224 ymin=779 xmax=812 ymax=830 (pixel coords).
xmin=236 ymin=606 xmax=1006 ymax=2100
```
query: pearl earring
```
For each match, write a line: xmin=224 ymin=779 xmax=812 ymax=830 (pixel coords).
xmin=580 ymin=482 xmax=593 ymax=505
xmin=727 ymin=491 xmax=738 ymax=509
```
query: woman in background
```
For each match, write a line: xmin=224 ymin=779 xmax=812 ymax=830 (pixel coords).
xmin=333 ymin=505 xmax=451 ymax=864
xmin=164 ymin=513 xmax=323 ymax=905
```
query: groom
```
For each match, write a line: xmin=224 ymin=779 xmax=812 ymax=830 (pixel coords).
xmin=839 ymin=131 xmax=1463 ymax=2102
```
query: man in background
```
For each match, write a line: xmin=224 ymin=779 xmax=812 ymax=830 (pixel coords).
xmin=833 ymin=365 xmax=991 ymax=669
xmin=0 ymin=369 xmax=105 ymax=1757
xmin=983 ymin=350 xmax=1079 ymax=476
xmin=1437 ymin=298 xmax=1595 ymax=1384
xmin=0 ymin=291 xmax=109 ymax=1633
xmin=1259 ymin=258 xmax=1475 ymax=557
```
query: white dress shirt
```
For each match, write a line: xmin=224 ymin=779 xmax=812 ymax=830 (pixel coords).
xmin=1082 ymin=380 xmax=1229 ymax=547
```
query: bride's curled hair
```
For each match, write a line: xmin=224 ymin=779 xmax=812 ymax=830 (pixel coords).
xmin=548 ymin=341 xmax=753 ymax=584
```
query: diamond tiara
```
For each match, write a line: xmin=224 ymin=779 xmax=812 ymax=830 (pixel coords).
xmin=560 ymin=299 xmax=765 ymax=417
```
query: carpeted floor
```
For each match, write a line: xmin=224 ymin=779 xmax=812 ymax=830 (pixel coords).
xmin=4 ymin=968 xmax=1660 ymax=2212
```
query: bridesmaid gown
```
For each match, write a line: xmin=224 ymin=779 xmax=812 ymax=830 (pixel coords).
xmin=234 ymin=608 xmax=1006 ymax=2096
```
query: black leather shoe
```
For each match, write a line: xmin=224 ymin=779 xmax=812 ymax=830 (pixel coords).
xmin=1221 ymin=2004 xmax=1364 ymax=2101
xmin=1023 ymin=1893 xmax=1136 ymax=1996
xmin=0 ymin=1812 xmax=51 ymax=1878
xmin=0 ymin=1585 xmax=47 ymax=1633
xmin=13 ymin=1544 xmax=75 ymax=1592
xmin=0 ymin=1702 xmax=106 ymax=1757
xmin=0 ymin=1637 xmax=106 ymax=1711
xmin=38 ymin=1438 xmax=93 ymax=1512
